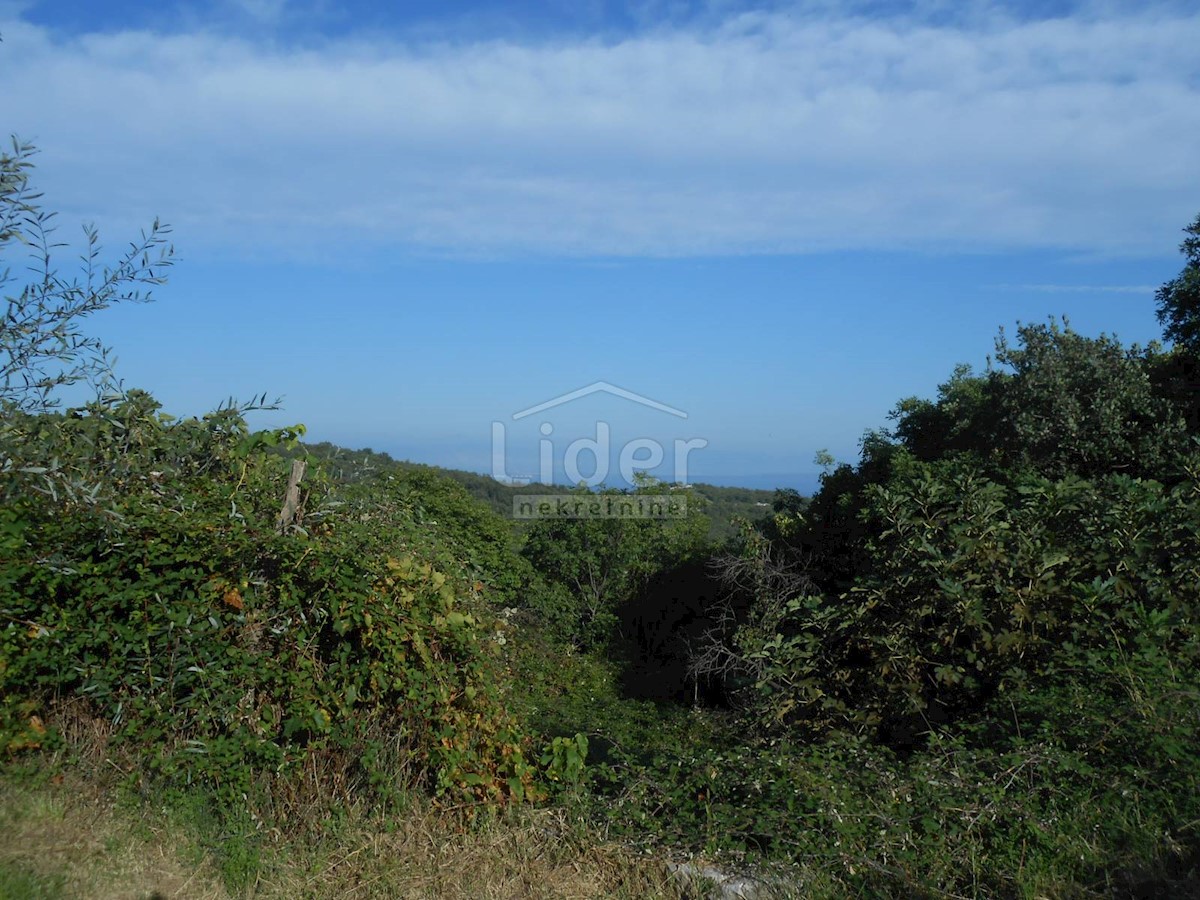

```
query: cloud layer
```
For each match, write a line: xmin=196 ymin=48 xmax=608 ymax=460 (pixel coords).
xmin=2 ymin=2 xmax=1198 ymax=258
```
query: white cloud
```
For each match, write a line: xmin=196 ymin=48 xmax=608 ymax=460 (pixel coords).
xmin=0 ymin=3 xmax=1197 ymax=258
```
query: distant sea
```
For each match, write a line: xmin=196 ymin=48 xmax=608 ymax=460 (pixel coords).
xmin=492 ymin=470 xmax=821 ymax=495
xmin=693 ymin=473 xmax=821 ymax=494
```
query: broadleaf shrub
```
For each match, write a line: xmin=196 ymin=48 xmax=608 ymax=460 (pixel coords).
xmin=0 ymin=393 xmax=547 ymax=808
xmin=721 ymin=452 xmax=1200 ymax=738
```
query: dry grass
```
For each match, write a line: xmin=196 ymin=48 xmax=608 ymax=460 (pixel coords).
xmin=0 ymin=766 xmax=686 ymax=900
xmin=247 ymin=804 xmax=686 ymax=899
xmin=1 ymin=702 xmax=686 ymax=898
xmin=0 ymin=772 xmax=228 ymax=900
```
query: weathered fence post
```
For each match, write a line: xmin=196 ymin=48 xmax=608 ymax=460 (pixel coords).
xmin=277 ymin=458 xmax=306 ymax=532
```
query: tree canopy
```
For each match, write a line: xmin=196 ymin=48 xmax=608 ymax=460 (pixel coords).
xmin=1156 ymin=212 xmax=1200 ymax=355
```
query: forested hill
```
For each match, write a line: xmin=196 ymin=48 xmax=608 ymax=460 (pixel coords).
xmin=299 ymin=441 xmax=784 ymax=540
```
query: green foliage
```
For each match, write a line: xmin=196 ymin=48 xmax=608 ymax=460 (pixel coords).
xmin=690 ymin=483 xmax=781 ymax=542
xmin=891 ymin=321 xmax=1187 ymax=480
xmin=725 ymin=453 xmax=1200 ymax=736
xmin=770 ymin=433 xmax=896 ymax=592
xmin=334 ymin=461 xmax=535 ymax=609
xmin=782 ymin=320 xmax=1191 ymax=598
xmin=598 ymin=656 xmax=1200 ymax=897
xmin=991 ymin=320 xmax=1186 ymax=479
xmin=891 ymin=362 xmax=998 ymax=462
xmin=1156 ymin=212 xmax=1200 ymax=354
xmin=0 ymin=394 xmax=546 ymax=809
xmin=540 ymin=733 xmax=588 ymax=786
xmin=1149 ymin=348 xmax=1200 ymax=436
xmin=651 ymin=282 xmax=1200 ymax=894
xmin=0 ymin=389 xmax=297 ymax=513
xmin=302 ymin=444 xmax=778 ymax=545
xmin=521 ymin=484 xmax=710 ymax=649
xmin=597 ymin=569 xmax=1200 ymax=895
xmin=0 ymin=860 xmax=66 ymax=899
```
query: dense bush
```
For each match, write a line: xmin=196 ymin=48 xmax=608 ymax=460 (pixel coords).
xmin=331 ymin=461 xmax=537 ymax=609
xmin=634 ymin=283 xmax=1200 ymax=893
xmin=598 ymin=652 xmax=1200 ymax=896
xmin=0 ymin=394 xmax=547 ymax=807
xmin=722 ymin=453 xmax=1200 ymax=737
xmin=521 ymin=484 xmax=710 ymax=650
xmin=785 ymin=321 xmax=1193 ymax=597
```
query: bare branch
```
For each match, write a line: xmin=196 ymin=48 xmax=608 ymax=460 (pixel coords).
xmin=685 ymin=536 xmax=815 ymax=701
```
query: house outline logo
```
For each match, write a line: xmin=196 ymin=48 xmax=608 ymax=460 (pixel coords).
xmin=512 ymin=381 xmax=687 ymax=421
xmin=491 ymin=380 xmax=706 ymax=491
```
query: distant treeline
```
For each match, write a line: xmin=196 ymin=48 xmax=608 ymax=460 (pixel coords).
xmin=297 ymin=441 xmax=784 ymax=540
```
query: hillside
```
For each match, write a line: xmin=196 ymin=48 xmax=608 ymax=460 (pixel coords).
xmin=300 ymin=441 xmax=785 ymax=541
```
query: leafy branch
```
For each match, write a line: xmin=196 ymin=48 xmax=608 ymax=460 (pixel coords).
xmin=1 ymin=137 xmax=174 ymax=411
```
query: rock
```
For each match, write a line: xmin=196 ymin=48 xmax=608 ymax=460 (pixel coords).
xmin=667 ymin=861 xmax=775 ymax=899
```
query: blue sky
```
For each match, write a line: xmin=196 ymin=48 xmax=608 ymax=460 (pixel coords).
xmin=2 ymin=0 xmax=1197 ymax=490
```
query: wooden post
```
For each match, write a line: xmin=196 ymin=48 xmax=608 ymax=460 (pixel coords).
xmin=277 ymin=459 xmax=306 ymax=533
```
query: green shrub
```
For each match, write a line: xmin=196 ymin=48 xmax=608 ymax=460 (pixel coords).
xmin=0 ymin=394 xmax=544 ymax=808
xmin=522 ymin=484 xmax=710 ymax=650
xmin=597 ymin=644 xmax=1200 ymax=897
xmin=721 ymin=451 xmax=1200 ymax=737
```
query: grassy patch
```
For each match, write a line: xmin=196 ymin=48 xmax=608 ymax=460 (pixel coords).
xmin=0 ymin=763 xmax=685 ymax=899
xmin=0 ymin=860 xmax=67 ymax=900
xmin=0 ymin=771 xmax=226 ymax=899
